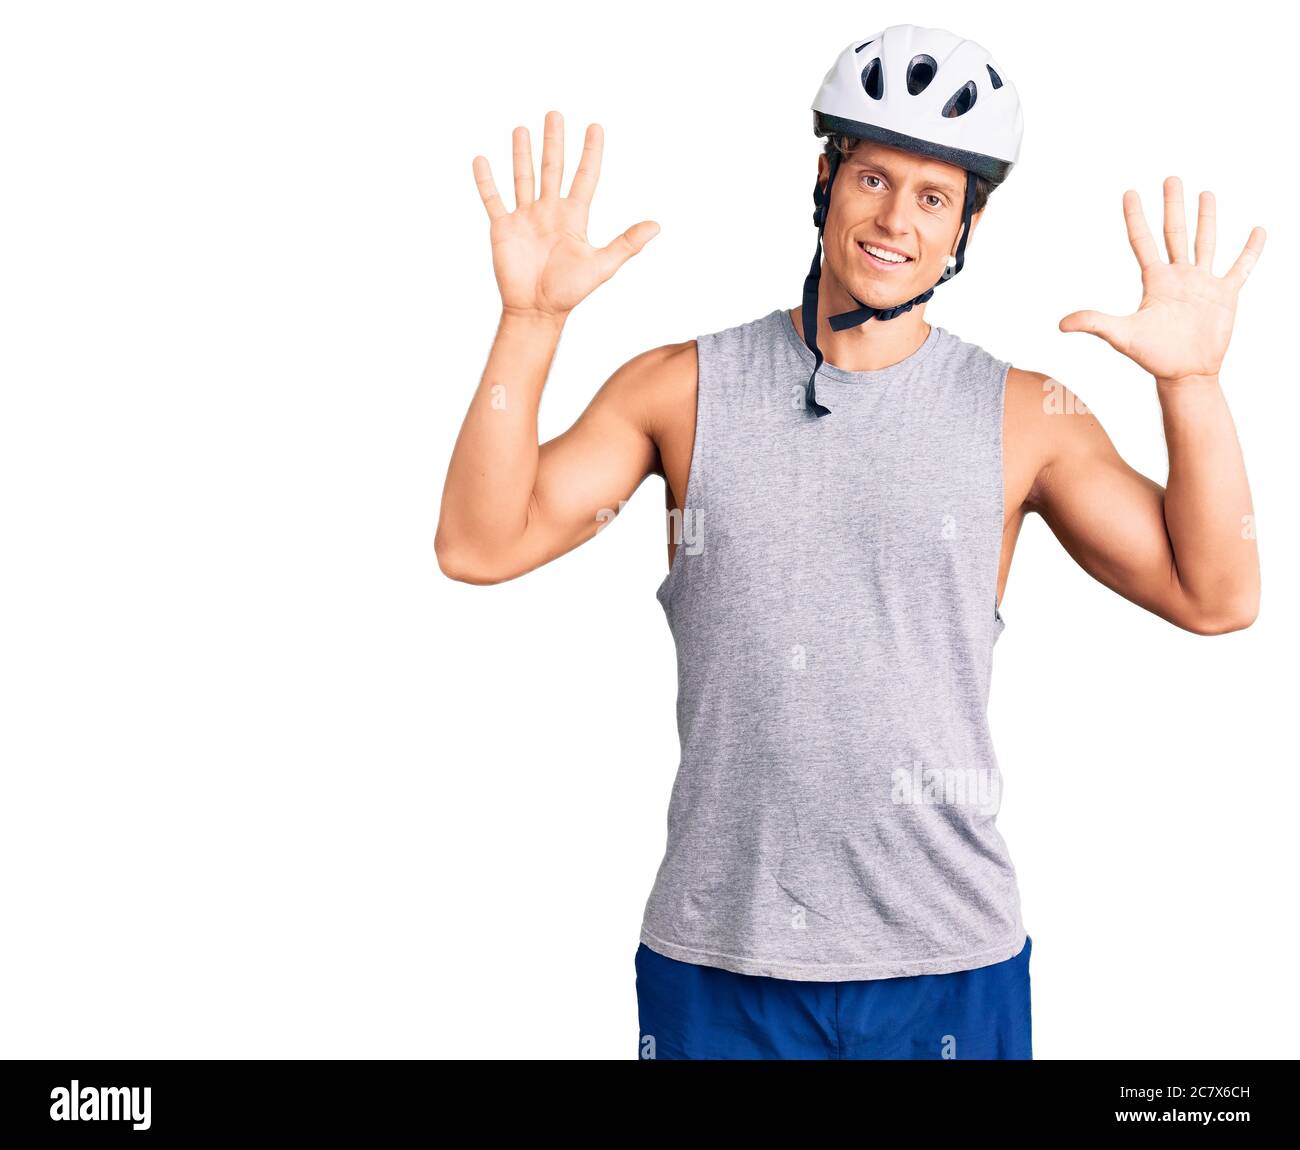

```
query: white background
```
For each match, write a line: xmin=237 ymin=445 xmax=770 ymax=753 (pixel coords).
xmin=1 ymin=0 xmax=1295 ymax=1060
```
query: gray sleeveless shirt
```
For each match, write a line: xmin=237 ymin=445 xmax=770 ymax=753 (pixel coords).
xmin=639 ymin=306 xmax=1025 ymax=981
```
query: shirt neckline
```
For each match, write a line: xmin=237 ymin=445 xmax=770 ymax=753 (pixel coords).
xmin=777 ymin=306 xmax=942 ymax=384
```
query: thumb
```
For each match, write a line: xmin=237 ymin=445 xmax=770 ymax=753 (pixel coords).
xmin=1059 ymin=309 xmax=1127 ymax=345
xmin=595 ymin=220 xmax=660 ymax=280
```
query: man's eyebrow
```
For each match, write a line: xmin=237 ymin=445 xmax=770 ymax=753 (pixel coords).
xmin=850 ymin=157 xmax=961 ymax=195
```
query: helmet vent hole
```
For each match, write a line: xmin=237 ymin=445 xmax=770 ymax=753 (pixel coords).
xmin=907 ymin=55 xmax=937 ymax=96
xmin=942 ymin=81 xmax=978 ymax=118
xmin=853 ymin=39 xmax=876 ymax=54
xmin=860 ymin=57 xmax=883 ymax=100
xmin=986 ymin=64 xmax=1004 ymax=90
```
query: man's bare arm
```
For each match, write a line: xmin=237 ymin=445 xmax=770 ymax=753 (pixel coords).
xmin=1018 ymin=369 xmax=1257 ymax=634
xmin=435 ymin=110 xmax=666 ymax=584
xmin=437 ymin=324 xmax=692 ymax=583
xmin=1035 ymin=177 xmax=1265 ymax=634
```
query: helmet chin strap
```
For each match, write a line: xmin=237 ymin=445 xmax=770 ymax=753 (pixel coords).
xmin=800 ymin=151 xmax=979 ymax=417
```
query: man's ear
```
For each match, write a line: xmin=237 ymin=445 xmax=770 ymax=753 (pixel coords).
xmin=817 ymin=153 xmax=832 ymax=194
xmin=965 ymin=209 xmax=983 ymax=245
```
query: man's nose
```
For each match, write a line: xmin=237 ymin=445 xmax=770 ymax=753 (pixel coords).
xmin=875 ymin=194 xmax=911 ymax=233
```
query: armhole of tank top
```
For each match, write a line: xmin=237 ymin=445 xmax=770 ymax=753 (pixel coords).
xmin=655 ymin=334 xmax=707 ymax=609
xmin=994 ymin=357 xmax=1010 ymax=639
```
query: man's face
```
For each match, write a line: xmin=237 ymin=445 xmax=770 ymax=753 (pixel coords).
xmin=819 ymin=141 xmax=981 ymax=307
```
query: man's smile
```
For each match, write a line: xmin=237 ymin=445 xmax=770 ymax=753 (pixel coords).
xmin=858 ymin=240 xmax=914 ymax=269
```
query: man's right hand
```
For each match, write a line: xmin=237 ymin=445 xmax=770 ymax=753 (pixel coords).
xmin=472 ymin=110 xmax=660 ymax=321
xmin=438 ymin=112 xmax=690 ymax=588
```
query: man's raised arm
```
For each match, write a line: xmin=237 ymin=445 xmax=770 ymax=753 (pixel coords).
xmin=435 ymin=110 xmax=664 ymax=584
xmin=1023 ymin=177 xmax=1265 ymax=633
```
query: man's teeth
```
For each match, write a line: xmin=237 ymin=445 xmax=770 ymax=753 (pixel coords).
xmin=860 ymin=243 xmax=910 ymax=262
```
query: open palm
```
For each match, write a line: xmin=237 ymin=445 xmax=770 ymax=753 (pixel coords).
xmin=472 ymin=111 xmax=659 ymax=320
xmin=1060 ymin=177 xmax=1266 ymax=383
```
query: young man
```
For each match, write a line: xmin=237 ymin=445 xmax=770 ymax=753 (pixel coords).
xmin=437 ymin=25 xmax=1264 ymax=1059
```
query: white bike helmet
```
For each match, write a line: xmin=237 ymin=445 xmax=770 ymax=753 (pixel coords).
xmin=801 ymin=25 xmax=1025 ymax=415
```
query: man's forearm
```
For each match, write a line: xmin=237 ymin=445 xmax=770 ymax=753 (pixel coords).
xmin=1156 ymin=374 xmax=1260 ymax=625
xmin=436 ymin=308 xmax=567 ymax=575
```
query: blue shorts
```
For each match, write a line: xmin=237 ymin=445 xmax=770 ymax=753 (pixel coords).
xmin=635 ymin=935 xmax=1032 ymax=1059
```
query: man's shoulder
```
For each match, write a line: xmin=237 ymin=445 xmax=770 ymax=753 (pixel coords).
xmin=1005 ymin=365 xmax=1091 ymax=416
xmin=1006 ymin=364 xmax=1048 ymax=395
xmin=1002 ymin=362 xmax=1104 ymax=492
xmin=633 ymin=337 xmax=698 ymax=386
xmin=592 ymin=336 xmax=697 ymax=441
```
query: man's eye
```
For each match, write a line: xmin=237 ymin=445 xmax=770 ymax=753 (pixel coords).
xmin=862 ymin=176 xmax=942 ymax=209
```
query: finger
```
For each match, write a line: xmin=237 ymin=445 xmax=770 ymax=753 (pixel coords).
xmin=539 ymin=110 xmax=564 ymax=199
xmin=1059 ymin=309 xmax=1131 ymax=350
xmin=568 ymin=123 xmax=604 ymax=206
xmin=1163 ymin=176 xmax=1188 ymax=263
xmin=1194 ymin=190 xmax=1216 ymax=271
xmin=473 ymin=156 xmax=508 ymax=223
xmin=512 ymin=125 xmax=534 ymax=209
xmin=595 ymin=220 xmax=660 ymax=281
xmin=1122 ymin=190 xmax=1160 ymax=271
xmin=1224 ymin=227 xmax=1267 ymax=291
